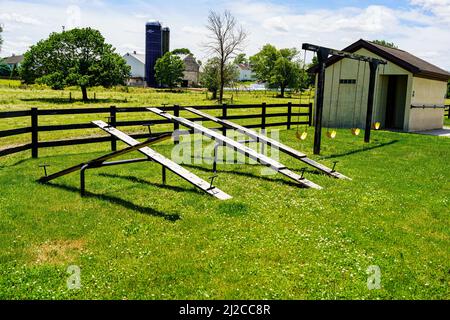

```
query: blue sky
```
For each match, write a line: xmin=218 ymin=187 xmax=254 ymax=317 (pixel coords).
xmin=1 ymin=0 xmax=450 ymax=70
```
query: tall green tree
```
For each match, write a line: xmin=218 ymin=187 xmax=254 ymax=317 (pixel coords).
xmin=154 ymin=52 xmax=185 ymax=88
xmin=172 ymin=48 xmax=191 ymax=55
xmin=234 ymin=53 xmax=248 ymax=65
xmin=0 ymin=59 xmax=11 ymax=77
xmin=250 ymin=45 xmax=306 ymax=97
xmin=372 ymin=40 xmax=398 ymax=49
xmin=200 ymin=57 xmax=238 ymax=100
xmin=20 ymin=28 xmax=130 ymax=101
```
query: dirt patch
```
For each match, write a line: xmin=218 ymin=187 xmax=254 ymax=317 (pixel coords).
xmin=31 ymin=239 xmax=86 ymax=265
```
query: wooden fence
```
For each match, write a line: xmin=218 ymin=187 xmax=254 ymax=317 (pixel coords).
xmin=0 ymin=103 xmax=312 ymax=158
xmin=445 ymin=105 xmax=449 ymax=119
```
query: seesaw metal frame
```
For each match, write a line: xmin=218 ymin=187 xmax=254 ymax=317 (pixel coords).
xmin=38 ymin=121 xmax=232 ymax=200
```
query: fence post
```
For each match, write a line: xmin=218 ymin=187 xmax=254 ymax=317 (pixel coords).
xmin=174 ymin=104 xmax=180 ymax=145
xmin=31 ymin=107 xmax=38 ymax=158
xmin=261 ymin=102 xmax=267 ymax=130
xmin=222 ymin=103 xmax=227 ymax=136
xmin=308 ymin=102 xmax=313 ymax=127
xmin=110 ymin=106 xmax=117 ymax=151
xmin=287 ymin=102 xmax=292 ymax=130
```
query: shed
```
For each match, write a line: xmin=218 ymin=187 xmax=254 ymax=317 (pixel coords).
xmin=312 ymin=40 xmax=450 ymax=132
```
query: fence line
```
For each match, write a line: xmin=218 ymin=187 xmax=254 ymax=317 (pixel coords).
xmin=445 ymin=105 xmax=450 ymax=119
xmin=0 ymin=102 xmax=312 ymax=158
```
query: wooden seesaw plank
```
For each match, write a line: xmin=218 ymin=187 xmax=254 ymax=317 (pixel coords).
xmin=38 ymin=133 xmax=171 ymax=183
xmin=147 ymin=108 xmax=322 ymax=190
xmin=92 ymin=121 xmax=232 ymax=200
xmin=185 ymin=107 xmax=350 ymax=180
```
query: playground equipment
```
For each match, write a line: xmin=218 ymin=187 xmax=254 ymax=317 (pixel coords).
xmin=183 ymin=107 xmax=350 ymax=180
xmin=303 ymin=43 xmax=387 ymax=154
xmin=38 ymin=121 xmax=232 ymax=200
xmin=147 ymin=107 xmax=323 ymax=189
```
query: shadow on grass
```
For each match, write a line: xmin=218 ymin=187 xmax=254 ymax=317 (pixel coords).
xmin=44 ymin=182 xmax=181 ymax=222
xmin=98 ymin=173 xmax=200 ymax=195
xmin=182 ymin=163 xmax=312 ymax=188
xmin=20 ymin=97 xmax=128 ymax=104
xmin=320 ymin=140 xmax=400 ymax=160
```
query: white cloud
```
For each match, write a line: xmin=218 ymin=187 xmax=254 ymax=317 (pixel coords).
xmin=0 ymin=12 xmax=42 ymax=25
xmin=262 ymin=16 xmax=290 ymax=33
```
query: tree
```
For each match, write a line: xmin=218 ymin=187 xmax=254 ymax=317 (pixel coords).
xmin=204 ymin=10 xmax=247 ymax=103
xmin=154 ymin=52 xmax=185 ymax=88
xmin=200 ymin=57 xmax=238 ymax=100
xmin=172 ymin=48 xmax=191 ymax=55
xmin=372 ymin=40 xmax=398 ymax=49
xmin=234 ymin=53 xmax=248 ymax=65
xmin=20 ymin=28 xmax=130 ymax=101
xmin=0 ymin=24 xmax=3 ymax=51
xmin=250 ymin=45 xmax=306 ymax=97
xmin=0 ymin=59 xmax=10 ymax=77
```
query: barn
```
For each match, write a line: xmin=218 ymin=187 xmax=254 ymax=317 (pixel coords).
xmin=313 ymin=39 xmax=450 ymax=132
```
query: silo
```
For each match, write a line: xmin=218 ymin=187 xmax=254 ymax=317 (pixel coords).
xmin=145 ymin=20 xmax=162 ymax=87
xmin=162 ymin=27 xmax=170 ymax=55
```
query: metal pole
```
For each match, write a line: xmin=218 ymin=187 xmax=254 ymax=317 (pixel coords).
xmin=162 ymin=166 xmax=166 ymax=185
xmin=80 ymin=164 xmax=88 ymax=196
xmin=313 ymin=48 xmax=330 ymax=155
xmin=365 ymin=61 xmax=379 ymax=143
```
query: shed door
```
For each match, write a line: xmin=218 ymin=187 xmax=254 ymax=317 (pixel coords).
xmin=385 ymin=75 xmax=407 ymax=129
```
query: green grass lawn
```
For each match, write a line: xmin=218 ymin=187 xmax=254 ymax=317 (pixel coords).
xmin=0 ymin=85 xmax=449 ymax=300
xmin=0 ymin=126 xmax=449 ymax=299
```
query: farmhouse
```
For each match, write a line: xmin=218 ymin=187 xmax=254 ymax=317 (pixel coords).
xmin=174 ymin=53 xmax=200 ymax=87
xmin=2 ymin=54 xmax=24 ymax=69
xmin=122 ymin=51 xmax=146 ymax=87
xmin=314 ymin=39 xmax=450 ymax=132
xmin=236 ymin=63 xmax=256 ymax=81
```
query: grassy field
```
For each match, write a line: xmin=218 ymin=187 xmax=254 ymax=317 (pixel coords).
xmin=0 ymin=84 xmax=449 ymax=300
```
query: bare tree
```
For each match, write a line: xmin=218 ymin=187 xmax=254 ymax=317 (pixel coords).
xmin=204 ymin=10 xmax=247 ymax=103
xmin=0 ymin=24 xmax=3 ymax=52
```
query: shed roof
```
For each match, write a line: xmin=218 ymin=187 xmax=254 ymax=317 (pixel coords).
xmin=311 ymin=39 xmax=450 ymax=82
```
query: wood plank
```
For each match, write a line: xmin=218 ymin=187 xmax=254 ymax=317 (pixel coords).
xmin=185 ymin=107 xmax=350 ymax=180
xmin=147 ymin=108 xmax=322 ymax=189
xmin=0 ymin=110 xmax=31 ymax=119
xmin=0 ymin=127 xmax=31 ymax=138
xmin=0 ymin=143 xmax=31 ymax=157
xmin=93 ymin=121 xmax=232 ymax=200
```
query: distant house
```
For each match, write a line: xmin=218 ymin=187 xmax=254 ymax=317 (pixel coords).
xmin=2 ymin=54 xmax=24 ymax=70
xmin=175 ymin=53 xmax=200 ymax=87
xmin=123 ymin=51 xmax=200 ymax=87
xmin=122 ymin=52 xmax=146 ymax=86
xmin=236 ymin=64 xmax=256 ymax=81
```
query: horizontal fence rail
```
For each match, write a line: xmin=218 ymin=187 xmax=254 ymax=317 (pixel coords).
xmin=0 ymin=102 xmax=312 ymax=159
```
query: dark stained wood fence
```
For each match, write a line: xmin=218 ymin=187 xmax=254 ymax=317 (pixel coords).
xmin=445 ymin=105 xmax=450 ymax=119
xmin=0 ymin=103 xmax=312 ymax=158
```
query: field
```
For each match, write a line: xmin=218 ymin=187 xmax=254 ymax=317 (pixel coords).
xmin=0 ymin=83 xmax=449 ymax=299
